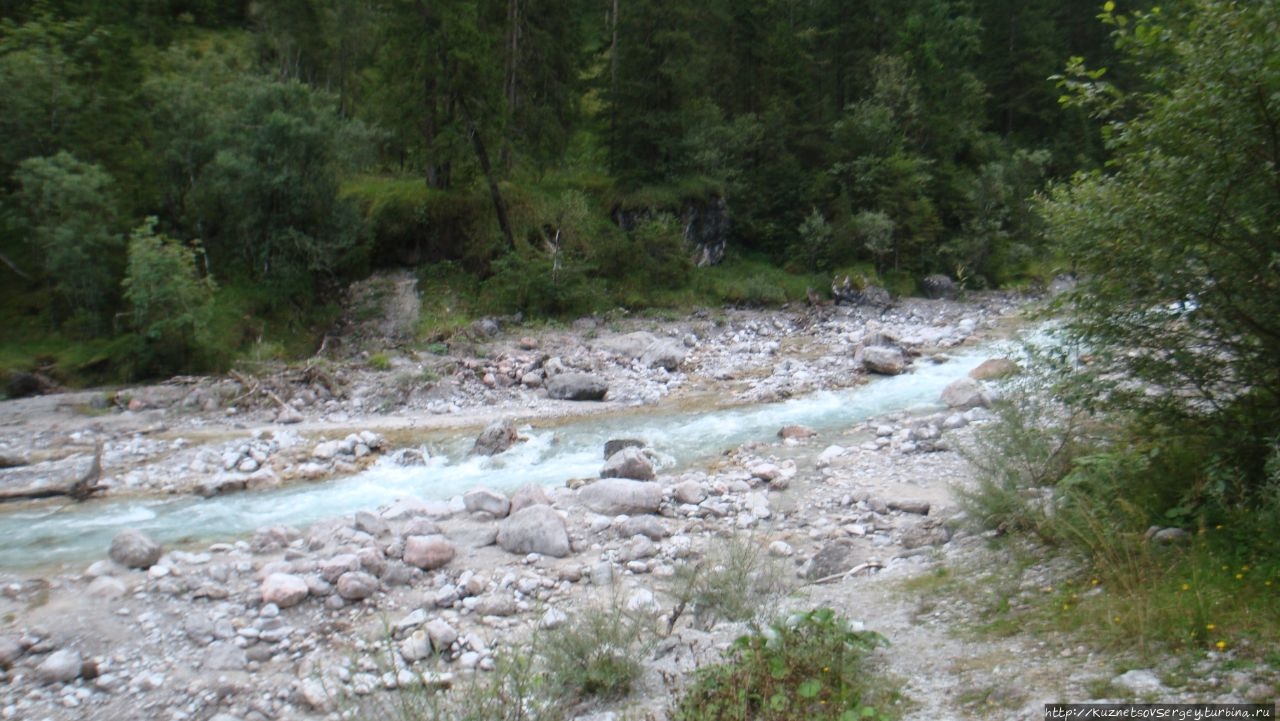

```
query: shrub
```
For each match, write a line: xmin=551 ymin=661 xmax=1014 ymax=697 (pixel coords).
xmin=541 ymin=598 xmax=651 ymax=704
xmin=668 ymin=534 xmax=790 ymax=630
xmin=672 ymin=608 xmax=897 ymax=721
xmin=120 ymin=217 xmax=218 ymax=376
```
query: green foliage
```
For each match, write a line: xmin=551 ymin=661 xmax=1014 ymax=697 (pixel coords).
xmin=13 ymin=151 xmax=123 ymax=333
xmin=120 ymin=217 xmax=217 ymax=376
xmin=541 ymin=599 xmax=650 ymax=704
xmin=1041 ymin=0 xmax=1280 ymax=511
xmin=673 ymin=608 xmax=896 ymax=721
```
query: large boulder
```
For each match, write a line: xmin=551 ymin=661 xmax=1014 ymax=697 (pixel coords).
xmin=640 ymin=339 xmax=687 ymax=371
xmin=600 ymin=447 xmax=656 ymax=481
xmin=35 ymin=649 xmax=82 ymax=685
xmin=941 ymin=377 xmax=991 ymax=410
xmin=496 ymin=505 xmax=570 ymax=557
xmin=470 ymin=419 xmax=521 ymax=456
xmin=921 ymin=273 xmax=957 ymax=299
xmin=861 ymin=346 xmax=908 ymax=376
xmin=403 ymin=534 xmax=456 ymax=570
xmin=969 ymin=358 xmax=1020 ymax=381
xmin=579 ymin=479 xmax=664 ymax=515
xmin=546 ymin=373 xmax=608 ymax=401
xmin=109 ymin=529 xmax=163 ymax=569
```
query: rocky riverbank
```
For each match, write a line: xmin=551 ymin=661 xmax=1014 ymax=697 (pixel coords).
xmin=0 ymin=289 xmax=1267 ymax=721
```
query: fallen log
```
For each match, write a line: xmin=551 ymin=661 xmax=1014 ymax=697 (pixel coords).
xmin=0 ymin=443 xmax=104 ymax=503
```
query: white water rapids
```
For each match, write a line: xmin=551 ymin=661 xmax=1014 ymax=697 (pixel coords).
xmin=0 ymin=344 xmax=1010 ymax=569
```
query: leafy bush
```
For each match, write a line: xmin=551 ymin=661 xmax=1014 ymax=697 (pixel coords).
xmin=120 ymin=217 xmax=217 ymax=376
xmin=13 ymin=151 xmax=123 ymax=333
xmin=673 ymin=608 xmax=897 ymax=721
xmin=956 ymin=388 xmax=1094 ymax=539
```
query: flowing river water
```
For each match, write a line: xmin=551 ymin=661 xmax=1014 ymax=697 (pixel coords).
xmin=0 ymin=344 xmax=1009 ymax=569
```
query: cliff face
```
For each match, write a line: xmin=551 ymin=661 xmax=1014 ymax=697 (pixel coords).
xmin=613 ymin=194 xmax=729 ymax=267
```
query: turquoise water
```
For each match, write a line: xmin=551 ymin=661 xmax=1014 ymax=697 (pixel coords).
xmin=0 ymin=344 xmax=1006 ymax=569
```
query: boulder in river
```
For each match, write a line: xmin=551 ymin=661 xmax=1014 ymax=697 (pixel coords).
xmin=109 ymin=529 xmax=163 ymax=569
xmin=861 ymin=346 xmax=908 ymax=376
xmin=601 ymin=447 xmax=656 ymax=481
xmin=470 ymin=419 xmax=521 ymax=456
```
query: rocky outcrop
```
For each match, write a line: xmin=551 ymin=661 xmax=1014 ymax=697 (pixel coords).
xmin=613 ymin=195 xmax=729 ymax=268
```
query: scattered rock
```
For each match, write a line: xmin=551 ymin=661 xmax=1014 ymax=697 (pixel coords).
xmin=336 ymin=571 xmax=380 ymax=600
xmin=403 ymin=535 xmax=457 ymax=570
xmin=108 ymin=529 xmax=163 ymax=569
xmin=261 ymin=573 xmax=310 ymax=608
xmin=496 ymin=505 xmax=570 ymax=557
xmin=464 ymin=487 xmax=512 ymax=518
xmin=640 ymin=338 xmax=687 ymax=371
xmin=35 ymin=649 xmax=82 ymax=685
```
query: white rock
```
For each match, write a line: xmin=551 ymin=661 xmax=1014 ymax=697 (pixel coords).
xmin=497 ymin=505 xmax=571 ymax=557
xmin=816 ymin=445 xmax=846 ymax=468
xmin=463 ymin=488 xmax=512 ymax=518
xmin=35 ymin=649 xmax=82 ymax=685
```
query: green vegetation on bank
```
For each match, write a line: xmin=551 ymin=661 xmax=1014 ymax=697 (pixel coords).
xmin=958 ymin=0 xmax=1280 ymax=673
xmin=1 ymin=0 xmax=1126 ymax=388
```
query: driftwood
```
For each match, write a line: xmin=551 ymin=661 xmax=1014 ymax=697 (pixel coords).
xmin=0 ymin=442 xmax=104 ymax=503
xmin=806 ymin=560 xmax=885 ymax=586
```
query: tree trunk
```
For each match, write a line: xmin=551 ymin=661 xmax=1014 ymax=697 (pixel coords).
xmin=458 ymin=97 xmax=515 ymax=250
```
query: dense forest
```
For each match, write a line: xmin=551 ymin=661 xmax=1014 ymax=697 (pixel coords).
xmin=0 ymin=0 xmax=1145 ymax=380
